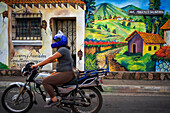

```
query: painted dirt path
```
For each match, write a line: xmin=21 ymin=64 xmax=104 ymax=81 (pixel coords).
xmin=96 ymin=47 xmax=126 ymax=71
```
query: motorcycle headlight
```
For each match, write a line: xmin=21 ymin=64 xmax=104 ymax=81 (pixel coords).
xmin=21 ymin=66 xmax=30 ymax=76
xmin=21 ymin=66 xmax=25 ymax=73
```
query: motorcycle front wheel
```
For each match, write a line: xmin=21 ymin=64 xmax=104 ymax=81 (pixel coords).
xmin=1 ymin=85 xmax=33 ymax=113
xmin=72 ymin=87 xmax=103 ymax=113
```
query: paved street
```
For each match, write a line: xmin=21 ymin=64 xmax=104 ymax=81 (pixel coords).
xmin=1 ymin=89 xmax=170 ymax=113
xmin=100 ymin=94 xmax=170 ymax=113
xmin=1 ymin=76 xmax=170 ymax=113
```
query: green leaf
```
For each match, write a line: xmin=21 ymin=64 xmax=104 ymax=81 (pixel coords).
xmin=0 ymin=62 xmax=9 ymax=69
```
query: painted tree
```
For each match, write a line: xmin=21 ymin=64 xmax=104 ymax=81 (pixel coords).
xmin=113 ymin=15 xmax=116 ymax=19
xmin=109 ymin=14 xmax=112 ymax=19
xmin=145 ymin=16 xmax=153 ymax=33
xmin=107 ymin=28 xmax=110 ymax=32
xmin=159 ymin=12 xmax=169 ymax=38
xmin=103 ymin=16 xmax=107 ymax=20
xmin=127 ymin=22 xmax=131 ymax=27
xmin=97 ymin=25 xmax=101 ymax=29
xmin=128 ymin=17 xmax=133 ymax=21
xmin=149 ymin=0 xmax=161 ymax=10
xmin=122 ymin=21 xmax=126 ymax=26
xmin=112 ymin=29 xmax=116 ymax=34
xmin=105 ymin=24 xmax=107 ymax=29
xmin=149 ymin=0 xmax=161 ymax=34
xmin=98 ymin=15 xmax=102 ymax=20
xmin=123 ymin=17 xmax=127 ymax=20
xmin=83 ymin=0 xmax=96 ymax=27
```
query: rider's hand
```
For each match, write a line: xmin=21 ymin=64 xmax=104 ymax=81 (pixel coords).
xmin=31 ymin=65 xmax=38 ymax=69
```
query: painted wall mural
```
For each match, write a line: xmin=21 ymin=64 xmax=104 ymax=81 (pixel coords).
xmin=84 ymin=0 xmax=170 ymax=72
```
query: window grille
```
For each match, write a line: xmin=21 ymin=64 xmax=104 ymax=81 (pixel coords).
xmin=12 ymin=13 xmax=42 ymax=40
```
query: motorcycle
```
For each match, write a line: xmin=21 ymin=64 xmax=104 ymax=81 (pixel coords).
xmin=1 ymin=57 xmax=109 ymax=113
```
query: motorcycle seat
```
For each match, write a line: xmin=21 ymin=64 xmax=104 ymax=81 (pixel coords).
xmin=63 ymin=77 xmax=77 ymax=85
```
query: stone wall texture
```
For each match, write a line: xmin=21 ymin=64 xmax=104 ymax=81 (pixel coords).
xmin=0 ymin=69 xmax=169 ymax=80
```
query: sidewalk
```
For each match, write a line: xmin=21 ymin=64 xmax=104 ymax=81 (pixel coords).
xmin=0 ymin=76 xmax=170 ymax=95
xmin=103 ymin=79 xmax=170 ymax=95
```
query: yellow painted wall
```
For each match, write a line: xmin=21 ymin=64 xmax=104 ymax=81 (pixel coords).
xmin=143 ymin=42 xmax=160 ymax=56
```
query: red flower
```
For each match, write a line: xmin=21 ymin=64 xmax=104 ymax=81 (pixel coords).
xmin=155 ymin=45 xmax=170 ymax=58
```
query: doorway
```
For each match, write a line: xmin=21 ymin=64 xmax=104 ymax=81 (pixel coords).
xmin=52 ymin=17 xmax=76 ymax=70
xmin=132 ymin=44 xmax=136 ymax=53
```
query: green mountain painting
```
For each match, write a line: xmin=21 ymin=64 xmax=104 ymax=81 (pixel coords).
xmin=86 ymin=3 xmax=146 ymax=42
xmin=94 ymin=3 xmax=128 ymax=20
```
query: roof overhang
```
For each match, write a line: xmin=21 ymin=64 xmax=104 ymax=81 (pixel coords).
xmin=1 ymin=0 xmax=86 ymax=10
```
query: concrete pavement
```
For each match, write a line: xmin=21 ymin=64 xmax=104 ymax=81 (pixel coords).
xmin=0 ymin=76 xmax=170 ymax=95
xmin=103 ymin=79 xmax=170 ymax=94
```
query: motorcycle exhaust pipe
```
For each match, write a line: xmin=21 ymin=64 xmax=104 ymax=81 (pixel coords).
xmin=61 ymin=100 xmax=75 ymax=105
xmin=61 ymin=100 xmax=89 ymax=106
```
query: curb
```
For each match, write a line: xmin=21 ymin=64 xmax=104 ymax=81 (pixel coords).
xmin=102 ymin=85 xmax=170 ymax=94
xmin=1 ymin=82 xmax=170 ymax=95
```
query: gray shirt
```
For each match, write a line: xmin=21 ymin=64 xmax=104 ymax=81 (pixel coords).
xmin=56 ymin=47 xmax=73 ymax=72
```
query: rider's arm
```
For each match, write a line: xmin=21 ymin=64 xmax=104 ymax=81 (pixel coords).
xmin=49 ymin=59 xmax=57 ymax=63
xmin=32 ymin=52 xmax=62 ymax=68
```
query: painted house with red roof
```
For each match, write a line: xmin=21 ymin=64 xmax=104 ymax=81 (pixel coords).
xmin=160 ymin=19 xmax=170 ymax=46
xmin=114 ymin=17 xmax=121 ymax=20
xmin=125 ymin=30 xmax=166 ymax=56
xmin=0 ymin=0 xmax=86 ymax=70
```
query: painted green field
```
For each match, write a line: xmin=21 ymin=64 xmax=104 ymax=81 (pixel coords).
xmin=85 ymin=27 xmax=125 ymax=42
xmin=114 ymin=47 xmax=155 ymax=71
xmin=86 ymin=3 xmax=146 ymax=42
xmin=93 ymin=19 xmax=146 ymax=39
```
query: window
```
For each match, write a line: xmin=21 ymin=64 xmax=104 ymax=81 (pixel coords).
xmin=12 ymin=13 xmax=42 ymax=46
xmin=148 ymin=46 xmax=152 ymax=51
xmin=15 ymin=18 xmax=41 ymax=40
xmin=154 ymin=46 xmax=157 ymax=50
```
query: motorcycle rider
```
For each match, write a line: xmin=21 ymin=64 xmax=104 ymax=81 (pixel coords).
xmin=31 ymin=30 xmax=75 ymax=108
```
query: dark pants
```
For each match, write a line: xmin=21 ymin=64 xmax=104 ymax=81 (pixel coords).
xmin=42 ymin=71 xmax=74 ymax=98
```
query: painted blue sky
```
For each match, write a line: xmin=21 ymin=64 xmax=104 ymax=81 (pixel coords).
xmin=96 ymin=0 xmax=170 ymax=13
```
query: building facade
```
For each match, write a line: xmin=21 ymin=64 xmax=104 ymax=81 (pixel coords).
xmin=0 ymin=0 xmax=86 ymax=70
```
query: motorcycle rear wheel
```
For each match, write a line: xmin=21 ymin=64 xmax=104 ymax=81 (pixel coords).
xmin=1 ymin=85 xmax=33 ymax=113
xmin=72 ymin=87 xmax=103 ymax=113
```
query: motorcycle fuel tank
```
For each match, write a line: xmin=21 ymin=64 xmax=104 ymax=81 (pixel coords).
xmin=34 ymin=72 xmax=51 ymax=84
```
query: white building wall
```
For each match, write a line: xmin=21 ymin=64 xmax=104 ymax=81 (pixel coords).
xmin=35 ymin=5 xmax=85 ymax=70
xmin=0 ymin=2 xmax=8 ymax=66
xmin=4 ymin=3 xmax=85 ymax=71
xmin=165 ymin=30 xmax=170 ymax=46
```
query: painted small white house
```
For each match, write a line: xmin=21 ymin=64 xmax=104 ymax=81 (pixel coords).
xmin=160 ymin=19 xmax=170 ymax=46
